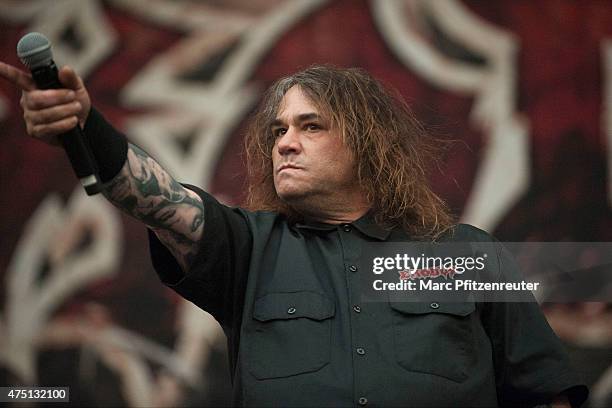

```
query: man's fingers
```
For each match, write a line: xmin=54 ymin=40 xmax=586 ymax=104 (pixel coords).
xmin=24 ymin=101 xmax=82 ymax=126
xmin=58 ymin=65 xmax=84 ymax=92
xmin=28 ymin=116 xmax=78 ymax=143
xmin=1 ymin=61 xmax=89 ymax=148
xmin=21 ymin=89 xmax=75 ymax=110
xmin=0 ymin=61 xmax=36 ymax=91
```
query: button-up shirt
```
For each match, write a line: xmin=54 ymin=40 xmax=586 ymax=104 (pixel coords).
xmin=149 ymin=186 xmax=587 ymax=407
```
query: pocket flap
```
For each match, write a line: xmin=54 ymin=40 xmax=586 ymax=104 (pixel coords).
xmin=253 ymin=291 xmax=335 ymax=322
xmin=390 ymin=301 xmax=475 ymax=316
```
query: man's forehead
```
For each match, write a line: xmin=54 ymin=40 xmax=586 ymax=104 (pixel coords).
xmin=271 ymin=112 xmax=323 ymax=127
xmin=275 ymin=86 xmax=325 ymax=123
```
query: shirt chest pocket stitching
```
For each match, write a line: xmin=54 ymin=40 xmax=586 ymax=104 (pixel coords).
xmin=389 ymin=301 xmax=475 ymax=316
xmin=253 ymin=291 xmax=335 ymax=322
xmin=389 ymin=301 xmax=476 ymax=383
xmin=248 ymin=291 xmax=335 ymax=380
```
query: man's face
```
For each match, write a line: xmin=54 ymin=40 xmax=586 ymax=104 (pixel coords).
xmin=271 ymin=86 xmax=358 ymax=207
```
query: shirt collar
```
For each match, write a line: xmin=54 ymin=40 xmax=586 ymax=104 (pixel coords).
xmin=352 ymin=213 xmax=392 ymax=240
xmin=294 ymin=212 xmax=391 ymax=241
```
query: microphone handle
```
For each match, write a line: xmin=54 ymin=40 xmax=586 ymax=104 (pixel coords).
xmin=30 ymin=62 xmax=101 ymax=195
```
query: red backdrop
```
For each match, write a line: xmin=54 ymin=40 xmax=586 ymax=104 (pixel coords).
xmin=0 ymin=0 xmax=610 ymax=406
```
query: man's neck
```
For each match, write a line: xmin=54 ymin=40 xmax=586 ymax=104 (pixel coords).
xmin=292 ymin=194 xmax=371 ymax=225
xmin=305 ymin=207 xmax=369 ymax=225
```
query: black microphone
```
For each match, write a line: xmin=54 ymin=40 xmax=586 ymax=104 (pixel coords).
xmin=17 ymin=32 xmax=101 ymax=195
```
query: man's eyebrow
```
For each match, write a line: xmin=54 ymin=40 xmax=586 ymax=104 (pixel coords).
xmin=296 ymin=112 xmax=321 ymax=122
xmin=271 ymin=112 xmax=323 ymax=128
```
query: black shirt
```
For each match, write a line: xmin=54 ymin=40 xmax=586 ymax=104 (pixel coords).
xmin=148 ymin=186 xmax=587 ymax=407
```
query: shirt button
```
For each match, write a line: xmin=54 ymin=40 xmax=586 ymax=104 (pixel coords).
xmin=342 ymin=224 xmax=351 ymax=232
xmin=356 ymin=347 xmax=366 ymax=355
xmin=430 ymin=302 xmax=440 ymax=309
xmin=358 ymin=397 xmax=368 ymax=405
xmin=287 ymin=307 xmax=296 ymax=314
xmin=349 ymin=265 xmax=358 ymax=272
xmin=353 ymin=305 xmax=361 ymax=313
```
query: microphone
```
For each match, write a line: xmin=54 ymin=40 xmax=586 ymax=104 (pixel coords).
xmin=17 ymin=32 xmax=101 ymax=195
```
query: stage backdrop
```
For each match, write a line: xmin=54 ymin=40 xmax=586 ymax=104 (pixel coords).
xmin=1 ymin=0 xmax=611 ymax=406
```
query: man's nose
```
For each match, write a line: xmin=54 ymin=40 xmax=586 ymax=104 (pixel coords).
xmin=276 ymin=127 xmax=301 ymax=155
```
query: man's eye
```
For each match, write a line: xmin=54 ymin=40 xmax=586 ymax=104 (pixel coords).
xmin=274 ymin=128 xmax=287 ymax=137
xmin=305 ymin=124 xmax=320 ymax=131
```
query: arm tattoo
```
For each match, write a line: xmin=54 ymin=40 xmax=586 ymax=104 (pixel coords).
xmin=103 ymin=144 xmax=204 ymax=271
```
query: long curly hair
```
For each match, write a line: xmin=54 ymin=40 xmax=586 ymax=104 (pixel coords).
xmin=244 ymin=65 xmax=454 ymax=239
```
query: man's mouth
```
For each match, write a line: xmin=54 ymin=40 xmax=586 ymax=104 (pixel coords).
xmin=277 ymin=164 xmax=303 ymax=173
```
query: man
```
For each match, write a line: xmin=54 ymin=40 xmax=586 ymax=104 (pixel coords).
xmin=1 ymin=62 xmax=587 ymax=407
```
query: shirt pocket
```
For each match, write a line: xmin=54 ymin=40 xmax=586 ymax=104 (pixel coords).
xmin=389 ymin=301 xmax=476 ymax=382
xmin=248 ymin=291 xmax=335 ymax=380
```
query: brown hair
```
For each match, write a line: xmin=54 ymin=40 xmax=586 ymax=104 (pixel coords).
xmin=244 ymin=65 xmax=454 ymax=239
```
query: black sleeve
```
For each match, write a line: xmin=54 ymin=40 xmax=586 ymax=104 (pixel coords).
xmin=482 ymin=242 xmax=589 ymax=407
xmin=82 ymin=107 xmax=128 ymax=183
xmin=147 ymin=185 xmax=252 ymax=334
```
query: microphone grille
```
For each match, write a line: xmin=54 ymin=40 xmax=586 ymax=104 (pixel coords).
xmin=17 ymin=32 xmax=53 ymax=69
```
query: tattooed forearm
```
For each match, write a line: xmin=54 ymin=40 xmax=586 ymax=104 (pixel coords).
xmin=103 ymin=144 xmax=204 ymax=271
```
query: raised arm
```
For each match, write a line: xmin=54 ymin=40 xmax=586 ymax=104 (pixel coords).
xmin=0 ymin=61 xmax=203 ymax=271
xmin=103 ymin=142 xmax=204 ymax=270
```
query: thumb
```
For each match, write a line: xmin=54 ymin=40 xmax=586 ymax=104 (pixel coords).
xmin=58 ymin=65 xmax=84 ymax=91
xmin=58 ymin=65 xmax=91 ymax=127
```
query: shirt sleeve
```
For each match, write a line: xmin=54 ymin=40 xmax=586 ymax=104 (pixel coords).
xmin=481 ymin=241 xmax=589 ymax=407
xmin=147 ymin=184 xmax=252 ymax=333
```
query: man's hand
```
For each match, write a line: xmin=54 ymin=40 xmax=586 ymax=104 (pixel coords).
xmin=551 ymin=393 xmax=572 ymax=408
xmin=0 ymin=62 xmax=90 ymax=145
xmin=1 ymin=61 xmax=203 ymax=273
